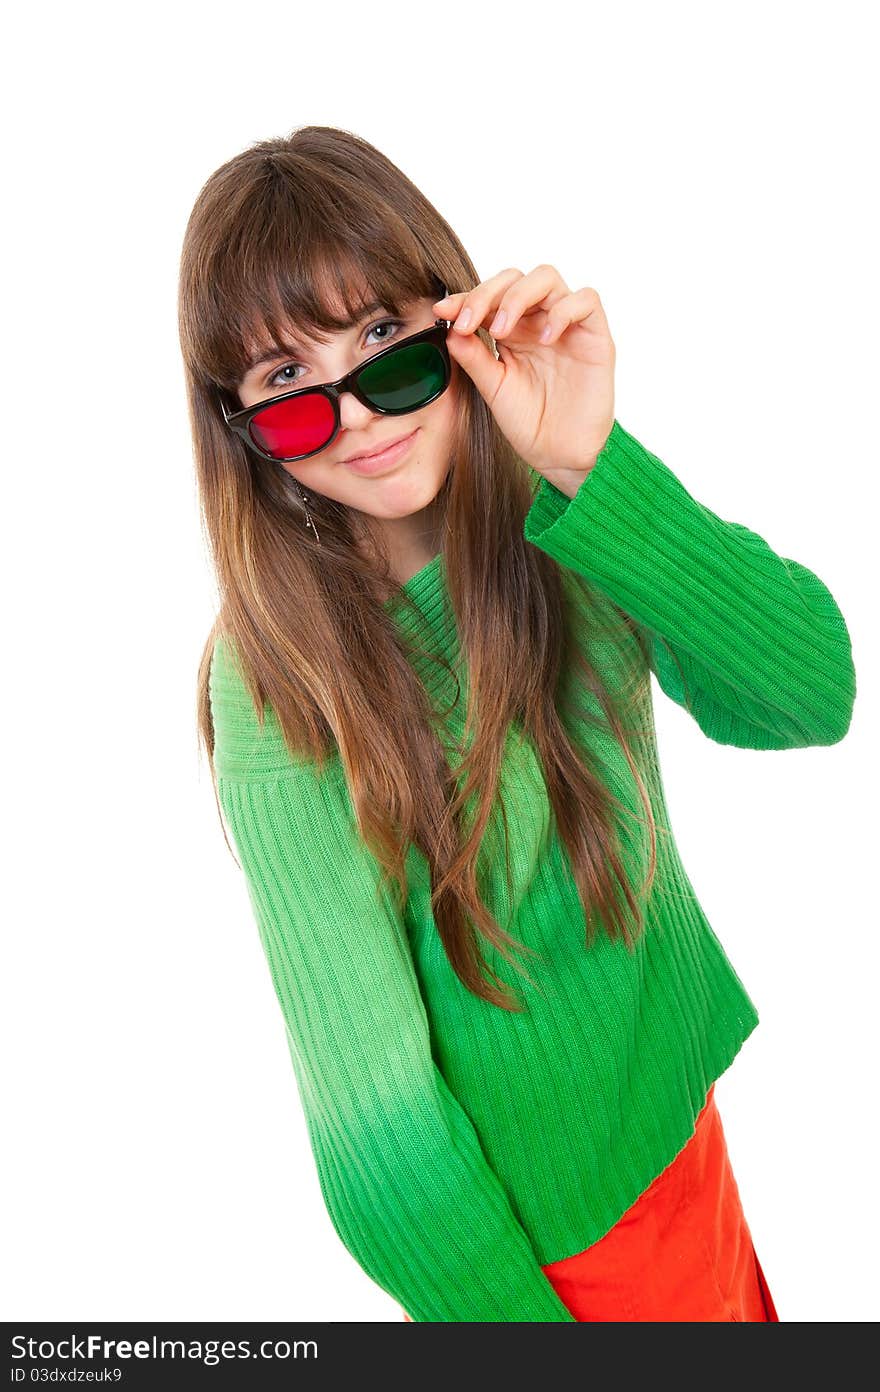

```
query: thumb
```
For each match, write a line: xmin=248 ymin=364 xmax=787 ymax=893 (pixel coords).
xmin=445 ymin=326 xmax=505 ymax=406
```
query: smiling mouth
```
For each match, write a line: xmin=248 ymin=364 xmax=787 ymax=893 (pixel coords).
xmin=343 ymin=429 xmax=416 ymax=464
xmin=340 ymin=429 xmax=420 ymax=474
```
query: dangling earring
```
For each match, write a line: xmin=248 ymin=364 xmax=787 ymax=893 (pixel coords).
xmin=293 ymin=480 xmax=321 ymax=545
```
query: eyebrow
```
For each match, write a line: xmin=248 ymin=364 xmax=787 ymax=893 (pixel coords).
xmin=245 ymin=300 xmax=388 ymax=375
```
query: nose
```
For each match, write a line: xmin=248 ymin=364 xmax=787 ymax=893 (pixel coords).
xmin=338 ymin=391 xmax=377 ymax=431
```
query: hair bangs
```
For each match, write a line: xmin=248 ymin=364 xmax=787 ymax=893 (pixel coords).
xmin=187 ymin=160 xmax=441 ymax=395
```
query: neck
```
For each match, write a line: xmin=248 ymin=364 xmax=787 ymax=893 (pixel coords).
xmin=357 ymin=501 xmax=443 ymax=593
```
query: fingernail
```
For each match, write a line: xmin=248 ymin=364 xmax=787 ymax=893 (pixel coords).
xmin=455 ymin=307 xmax=472 ymax=330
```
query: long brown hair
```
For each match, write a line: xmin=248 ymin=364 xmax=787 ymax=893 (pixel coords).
xmin=179 ymin=124 xmax=660 ymax=1011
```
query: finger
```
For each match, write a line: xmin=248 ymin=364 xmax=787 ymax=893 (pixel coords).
xmin=440 ymin=268 xmax=526 ymax=337
xmin=538 ymin=286 xmax=610 ymax=343
xmin=444 ymin=319 xmax=505 ymax=404
xmin=489 ymin=263 xmax=569 ymax=339
xmin=432 ymin=291 xmax=465 ymax=313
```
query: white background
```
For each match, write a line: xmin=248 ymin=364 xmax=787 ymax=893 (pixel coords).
xmin=3 ymin=0 xmax=876 ymax=1325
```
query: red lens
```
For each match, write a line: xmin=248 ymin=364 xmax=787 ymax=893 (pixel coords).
xmin=248 ymin=391 xmax=335 ymax=460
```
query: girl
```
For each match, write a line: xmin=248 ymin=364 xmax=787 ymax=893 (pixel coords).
xmin=179 ymin=125 xmax=855 ymax=1322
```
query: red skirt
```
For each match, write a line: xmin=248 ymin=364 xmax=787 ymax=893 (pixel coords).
xmin=403 ymin=1083 xmax=779 ymax=1322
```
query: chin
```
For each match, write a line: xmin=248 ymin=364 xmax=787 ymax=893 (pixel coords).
xmin=358 ymin=441 xmax=443 ymax=492
xmin=360 ymin=472 xmax=445 ymax=518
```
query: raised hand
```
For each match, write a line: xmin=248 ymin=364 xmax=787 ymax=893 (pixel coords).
xmin=434 ymin=264 xmax=616 ymax=499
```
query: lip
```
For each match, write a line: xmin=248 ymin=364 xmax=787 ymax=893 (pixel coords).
xmin=341 ymin=428 xmax=420 ymax=475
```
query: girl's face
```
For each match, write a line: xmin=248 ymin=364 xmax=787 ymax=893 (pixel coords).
xmin=236 ymin=292 xmax=462 ymax=532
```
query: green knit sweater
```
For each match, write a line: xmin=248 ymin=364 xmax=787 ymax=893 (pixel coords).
xmin=208 ymin=419 xmax=855 ymax=1322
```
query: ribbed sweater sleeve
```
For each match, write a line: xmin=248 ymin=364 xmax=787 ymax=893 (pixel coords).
xmin=209 ymin=648 xmax=576 ymax=1322
xmin=523 ymin=420 xmax=856 ymax=749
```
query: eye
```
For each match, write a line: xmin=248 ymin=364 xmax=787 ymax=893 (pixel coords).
xmin=266 ymin=318 xmax=406 ymax=390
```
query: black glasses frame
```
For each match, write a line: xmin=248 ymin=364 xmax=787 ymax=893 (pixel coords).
xmin=217 ymin=296 xmax=454 ymax=465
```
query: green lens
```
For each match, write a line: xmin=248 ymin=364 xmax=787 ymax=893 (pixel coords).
xmin=358 ymin=342 xmax=446 ymax=410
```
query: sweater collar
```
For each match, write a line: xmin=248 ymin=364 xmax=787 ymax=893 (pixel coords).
xmin=382 ymin=550 xmax=445 ymax=623
xmin=382 ymin=551 xmax=461 ymax=690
